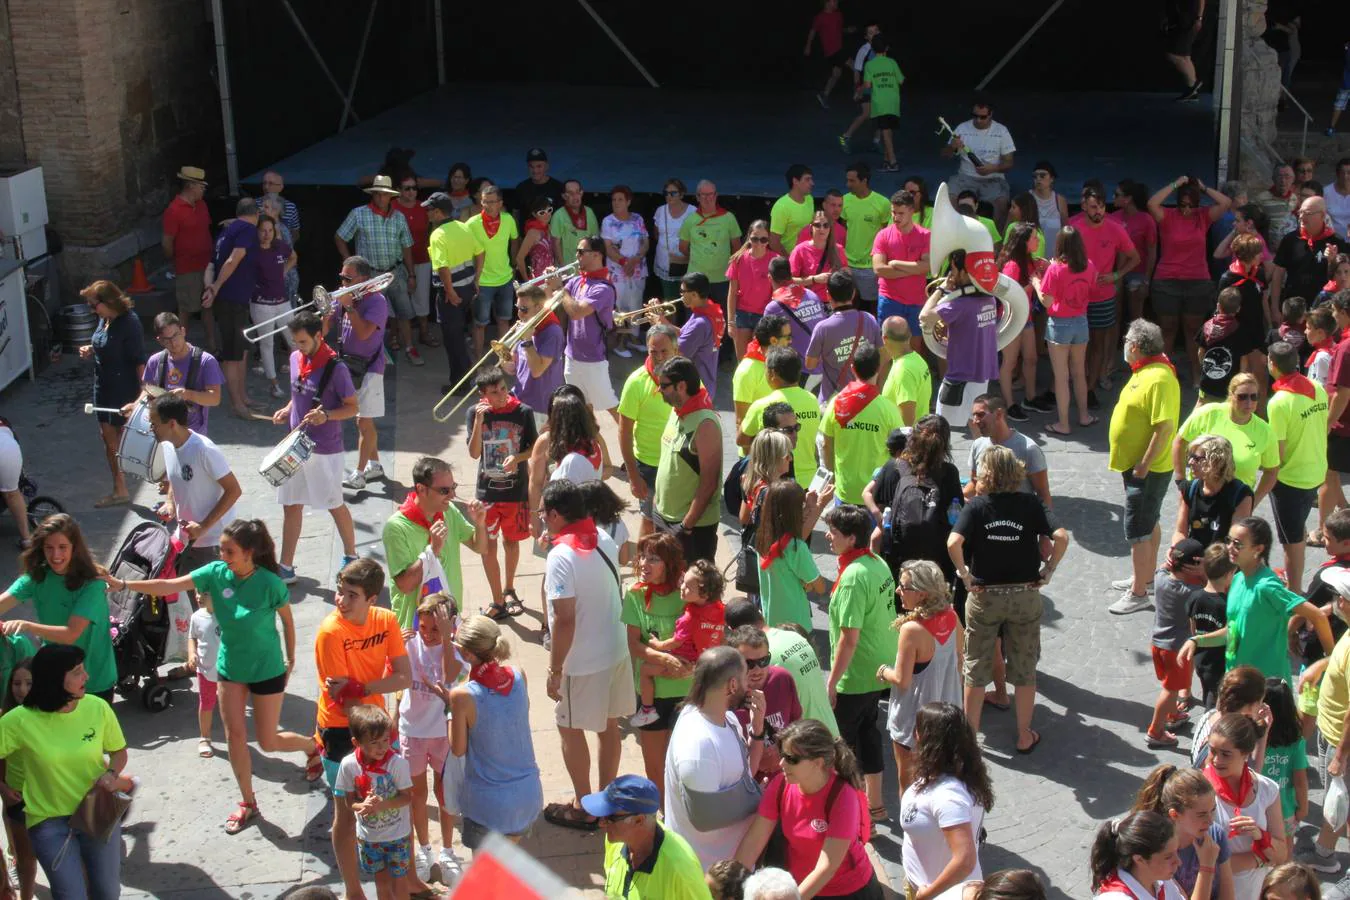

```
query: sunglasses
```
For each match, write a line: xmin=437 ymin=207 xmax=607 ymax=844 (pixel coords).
xmin=749 ymin=236 xmax=770 ymax=244
xmin=598 ymin=813 xmax=637 ymax=825
xmin=812 ymin=222 xmax=830 ymax=229
xmin=780 ymin=753 xmax=805 ymax=765
xmin=536 ymin=207 xmax=554 ymax=216
xmin=1223 ymin=537 xmax=1245 ymax=549
xmin=743 ymin=655 xmax=771 ymax=669
xmin=576 ymin=247 xmax=600 ymax=256
xmin=424 ymin=485 xmax=455 ymax=496
xmin=773 ymin=424 xmax=801 ymax=434
xmin=1234 ymin=393 xmax=1258 ymax=401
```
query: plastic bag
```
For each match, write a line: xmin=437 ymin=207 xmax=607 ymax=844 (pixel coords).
xmin=1328 ymin=772 xmax=1349 ymax=833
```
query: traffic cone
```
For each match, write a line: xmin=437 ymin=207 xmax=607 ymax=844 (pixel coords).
xmin=128 ymin=258 xmax=152 ymax=293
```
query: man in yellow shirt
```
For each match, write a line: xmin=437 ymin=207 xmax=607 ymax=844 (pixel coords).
xmin=1312 ymin=567 xmax=1350 ymax=863
xmin=822 ymin=345 xmax=903 ymax=505
xmin=1266 ymin=341 xmax=1331 ymax=593
xmin=1107 ymin=320 xmax=1181 ymax=614
xmin=879 ymin=315 xmax=931 ymax=425
xmin=739 ymin=349 xmax=821 ymax=488
xmin=617 ymin=323 xmax=678 ymax=538
xmin=769 ymin=164 xmax=816 ymax=255
xmin=424 ymin=193 xmax=478 ymax=392
xmin=732 ymin=315 xmax=793 ymax=436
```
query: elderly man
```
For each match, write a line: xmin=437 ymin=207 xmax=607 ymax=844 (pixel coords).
xmin=1256 ymin=162 xmax=1300 ymax=247
xmin=329 ymin=256 xmax=390 ymax=491
xmin=1108 ymin=320 xmax=1182 ymax=615
xmin=507 ymin=281 xmax=564 ymax=430
xmin=466 ymin=184 xmax=519 ymax=364
xmin=654 ymin=356 xmax=723 ymax=563
xmin=204 ymin=196 xmax=261 ymax=417
xmin=1264 ymin=341 xmax=1330 ymax=594
xmin=162 ymin=165 xmax=216 ymax=350
xmin=740 ymin=349 xmax=822 ymax=488
xmin=335 ymin=174 xmax=419 ymax=366
xmin=879 ymin=315 xmax=931 ymax=425
xmin=618 ymin=323 xmax=679 ymax=537
xmin=1272 ymin=196 xmax=1349 ymax=312
xmin=260 ymin=170 xmax=301 ymax=241
xmin=679 ymin=181 xmax=742 ymax=305
xmin=424 ymin=191 xmax=478 ymax=391
xmin=585 ymin=774 xmax=710 ymax=899
xmin=966 ymin=393 xmax=1051 ymax=507
xmin=550 ymin=178 xmax=599 ymax=265
xmin=549 ymin=236 xmax=621 ymax=421
xmin=942 ymin=97 xmax=1017 ymax=225
xmin=732 ymin=314 xmax=793 ymax=433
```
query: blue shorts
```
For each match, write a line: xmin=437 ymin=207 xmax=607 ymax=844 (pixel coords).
xmin=358 ymin=836 xmax=411 ymax=877
xmin=474 ymin=282 xmax=515 ymax=325
xmin=1122 ymin=470 xmax=1171 ymax=542
xmin=1045 ymin=314 xmax=1089 ymax=346
xmin=735 ymin=310 xmax=762 ymax=330
xmin=636 ymin=461 xmax=659 ymax=519
xmin=878 ymin=296 xmax=923 ymax=336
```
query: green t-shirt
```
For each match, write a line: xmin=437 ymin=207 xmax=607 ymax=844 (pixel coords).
xmin=549 ymin=207 xmax=599 ymax=273
xmin=603 ymin=825 xmax=713 ymax=900
xmin=1268 ymin=382 xmax=1330 ymax=489
xmin=191 ymin=561 xmax=289 ymax=683
xmin=1178 ymin=403 xmax=1280 ymax=490
xmin=863 ymin=56 xmax=904 ymax=119
xmin=680 ymin=210 xmax=741 ymax=284
xmin=767 ymin=628 xmax=838 ymax=735
xmin=1226 ymin=565 xmax=1306 ymax=683
xmin=823 ymin=393 xmax=905 ymax=505
xmin=1261 ymin=737 xmax=1308 ymax=819
xmin=619 ymin=587 xmax=694 ymax=700
xmin=743 ymin=386 xmax=822 ymax=489
xmin=0 ymin=695 xmax=125 ymax=828
xmin=654 ymin=408 xmax=723 ymax=528
xmin=828 ymin=553 xmax=898 ymax=695
xmin=881 ymin=352 xmax=932 ymax=426
xmin=732 ymin=358 xmax=771 ymax=411
xmin=383 ymin=504 xmax=479 ymax=630
xmin=7 ymin=573 xmax=116 ymax=693
xmin=758 ymin=538 xmax=820 ymax=631
xmin=770 ymin=194 xmax=816 ymax=254
xmin=428 ymin=219 xmax=477 ymax=271
xmin=841 ymin=189 xmax=893 ymax=269
xmin=617 ymin=367 xmax=673 ymax=467
xmin=466 ymin=213 xmax=520 ymax=288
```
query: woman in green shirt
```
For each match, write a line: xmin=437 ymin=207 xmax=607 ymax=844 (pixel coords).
xmin=0 ymin=514 xmax=117 ymax=701
xmin=755 ymin=480 xmax=829 ymax=631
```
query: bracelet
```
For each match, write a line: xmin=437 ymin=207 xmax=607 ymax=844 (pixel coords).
xmin=751 ymin=730 xmax=765 ymax=741
xmin=1199 ymin=866 xmax=1214 ymax=874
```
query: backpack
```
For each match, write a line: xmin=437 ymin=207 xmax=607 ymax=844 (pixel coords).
xmin=723 ymin=454 xmax=751 ymax=519
xmin=891 ymin=466 xmax=946 ymax=559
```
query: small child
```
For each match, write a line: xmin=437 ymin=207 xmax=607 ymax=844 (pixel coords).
xmin=335 ymin=704 xmax=415 ymax=900
xmin=1317 ymin=256 xmax=1350 ymax=307
xmin=1187 ymin=543 xmax=1235 ymax=710
xmin=187 ymin=592 xmax=221 ymax=758
xmin=707 ymin=858 xmax=751 ymax=900
xmin=862 ymin=33 xmax=902 ymax=173
xmin=1270 ymin=297 xmax=1311 ymax=369
xmin=580 ymin=480 xmax=633 ymax=567
xmin=1304 ymin=306 xmax=1337 ymax=386
xmin=1259 ymin=862 xmax=1322 ymax=900
xmin=1197 ymin=287 xmax=1246 ymax=403
xmin=1259 ymin=678 xmax=1309 ymax=838
xmin=0 ymin=659 xmax=34 ymax=900
xmin=1146 ymin=539 xmax=1206 ymax=748
xmin=631 ymin=560 xmax=727 ymax=727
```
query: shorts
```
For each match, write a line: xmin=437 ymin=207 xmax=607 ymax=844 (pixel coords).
xmin=197 ymin=672 xmax=218 ymax=711
xmin=636 ymin=461 xmax=659 ymax=519
xmin=219 ymin=670 xmax=287 ymax=696
xmin=1164 ymin=22 xmax=1199 ymax=57
xmin=872 ymin=114 xmax=900 ymax=131
xmin=0 ymin=427 xmax=22 ymax=492
xmin=555 ymin=657 xmax=636 ymax=732
xmin=947 ymin=173 xmax=1009 ymax=204
xmin=474 ymin=282 xmax=515 ymax=326
xmin=439 ymin=749 xmax=466 ymax=815
xmin=1046 ymin=314 xmax=1089 ymax=345
xmin=563 ymin=356 xmax=620 ymax=411
xmin=175 ymin=270 xmax=205 ymax=315
xmin=403 ymin=735 xmax=449 ymax=775
xmin=384 ymin=266 xmax=414 ymax=320
xmin=1151 ymin=279 xmax=1214 ymax=318
xmin=462 ymin=813 xmax=533 ymax=849
xmin=485 ymin=501 xmax=529 ymax=542
xmin=636 ymin=694 xmax=682 ymax=732
xmin=659 ymin=519 xmax=719 ymax=564
xmin=936 ymin=379 xmax=979 ymax=430
xmin=833 ymin=689 xmax=887 ymax=775
xmin=964 ymin=587 xmax=1043 ymax=686
xmin=735 ymin=310 xmax=763 ymax=331
xmin=321 ymin=725 xmax=355 ymax=788
xmin=1271 ymin=481 xmax=1318 ymax=545
xmin=826 ymin=48 xmax=849 ymax=69
xmin=1320 ymin=733 xmax=1347 ymax=816
xmin=1122 ymin=470 xmax=1171 ymax=542
xmin=1329 ymin=434 xmax=1350 ymax=473
xmin=412 ymin=261 xmax=432 ymax=318
xmin=356 ymin=371 xmax=385 ymax=418
xmin=1122 ymin=271 xmax=1149 ymax=290
xmin=878 ymin=297 xmax=923 ymax=338
xmin=1086 ymin=298 xmax=1117 ymax=331
xmin=214 ymin=301 xmax=251 ymax=362
xmin=850 ymin=267 xmax=879 ymax=305
xmin=358 ymin=836 xmax=411 ymax=877
xmin=276 ymin=450 xmax=346 ymax=510
xmin=1151 ymin=646 xmax=1194 ymax=692
xmin=1337 ymin=89 xmax=1350 ymax=113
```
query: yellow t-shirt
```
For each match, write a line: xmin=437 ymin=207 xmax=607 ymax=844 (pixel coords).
xmin=466 ymin=213 xmax=520 ymax=288
xmin=823 ymin=392 xmax=904 ymax=504
xmin=0 ymin=695 xmax=126 ymax=828
xmin=841 ymin=190 xmax=892 ymax=268
xmin=770 ymin=194 xmax=816 ymax=253
xmin=880 ymin=351 xmax=932 ymax=425
xmin=1268 ymin=381 xmax=1330 ymax=489
xmin=1108 ymin=362 xmax=1180 ymax=474
xmin=1177 ymin=403 xmax=1279 ymax=490
xmin=428 ymin=219 xmax=477 ymax=272
xmin=743 ymin=386 xmax=822 ymax=489
xmin=616 ymin=367 xmax=672 ymax=467
xmin=1319 ymin=630 xmax=1350 ymax=746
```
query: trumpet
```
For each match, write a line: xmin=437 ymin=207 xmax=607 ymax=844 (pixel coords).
xmin=614 ymin=299 xmax=680 ymax=327
xmin=243 ymin=271 xmax=395 ymax=343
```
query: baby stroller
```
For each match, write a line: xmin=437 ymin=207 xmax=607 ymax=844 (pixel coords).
xmin=106 ymin=522 xmax=179 ymax=712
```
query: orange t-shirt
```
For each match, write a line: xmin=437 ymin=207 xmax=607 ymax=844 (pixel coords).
xmin=314 ymin=607 xmax=407 ymax=730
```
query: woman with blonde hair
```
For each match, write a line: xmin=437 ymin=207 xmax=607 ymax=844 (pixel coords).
xmin=1172 ymin=433 xmax=1253 ymax=548
xmin=740 ymin=430 xmax=794 ymax=526
xmin=1173 ymin=372 xmax=1278 ymax=493
xmin=878 ymin=559 xmax=964 ymax=792
xmin=80 ymin=280 xmax=144 ymax=507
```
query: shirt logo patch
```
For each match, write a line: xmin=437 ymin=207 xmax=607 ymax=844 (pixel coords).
xmin=82 ymin=728 xmax=96 ymax=743
xmin=180 ymin=464 xmax=194 ymax=482
xmin=809 ymin=817 xmax=829 ymax=833
xmin=221 ymin=588 xmax=235 ymax=599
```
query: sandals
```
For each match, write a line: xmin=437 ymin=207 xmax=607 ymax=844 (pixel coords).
xmin=1078 ymin=416 xmax=1100 ymax=428
xmin=1309 ymin=530 xmax=1327 ymax=548
xmin=502 ymin=589 xmax=525 ymax=617
xmin=421 ymin=333 xmax=442 ymax=349
xmin=543 ymin=801 xmax=598 ymax=832
xmin=983 ymin=695 xmax=1011 ymax=711
xmin=1017 ymin=730 xmax=1043 ymax=754
xmin=482 ymin=602 xmax=510 ymax=622
xmin=304 ymin=744 xmax=324 ymax=783
xmin=225 ymin=800 xmax=258 ymax=834
xmin=1045 ymin=423 xmax=1072 ymax=436
xmin=198 ymin=738 xmax=214 ymax=758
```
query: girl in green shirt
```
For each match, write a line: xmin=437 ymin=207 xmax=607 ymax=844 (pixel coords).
xmin=756 ymin=481 xmax=829 ymax=631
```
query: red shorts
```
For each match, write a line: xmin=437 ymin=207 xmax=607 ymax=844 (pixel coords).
xmin=1152 ymin=646 xmax=1194 ymax=692
xmin=484 ymin=502 xmax=529 ymax=542
xmin=197 ymin=672 xmax=218 ymax=711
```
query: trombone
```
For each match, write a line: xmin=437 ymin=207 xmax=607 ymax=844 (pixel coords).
xmin=614 ymin=299 xmax=680 ymax=327
xmin=243 ymin=271 xmax=395 ymax=343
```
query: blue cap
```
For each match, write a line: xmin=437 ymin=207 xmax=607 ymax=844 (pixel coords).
xmin=579 ymin=775 xmax=660 ymax=818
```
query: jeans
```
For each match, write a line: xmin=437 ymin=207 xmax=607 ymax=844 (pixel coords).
xmin=29 ymin=815 xmax=122 ymax=900
xmin=437 ymin=287 xmax=473 ymax=385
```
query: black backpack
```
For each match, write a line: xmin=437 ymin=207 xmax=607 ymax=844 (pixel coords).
xmin=723 ymin=454 xmax=751 ymax=519
xmin=891 ymin=467 xmax=946 ymax=558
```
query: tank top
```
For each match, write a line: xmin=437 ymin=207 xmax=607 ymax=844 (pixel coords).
xmin=654 ymin=408 xmax=723 ymax=528
xmin=1034 ymin=192 xmax=1062 ymax=244
xmin=458 ymin=667 xmax=544 ymax=835
xmin=887 ymin=611 xmax=963 ymax=748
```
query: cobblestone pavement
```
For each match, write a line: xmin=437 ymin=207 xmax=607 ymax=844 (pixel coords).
xmin=1 ymin=349 xmax=1342 ymax=899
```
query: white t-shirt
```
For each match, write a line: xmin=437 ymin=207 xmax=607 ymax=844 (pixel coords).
xmin=663 ymin=706 xmax=756 ymax=870
xmin=544 ymin=528 xmax=626 ymax=676
xmin=952 ymin=120 xmax=1016 ymax=179
xmin=1212 ymin=769 xmax=1280 ymax=900
xmin=398 ymin=636 xmax=465 ymax=740
xmin=161 ymin=432 xmax=234 ymax=548
xmin=1095 ymin=868 xmax=1188 ymax=900
xmin=1326 ymin=184 xmax=1350 ymax=238
xmin=334 ymin=751 xmax=414 ymax=844
xmin=550 ymin=452 xmax=600 ymax=484
xmin=1310 ymin=347 xmax=1334 ymax=386
xmin=188 ymin=608 xmax=221 ymax=680
xmin=654 ymin=204 xmax=694 ymax=280
xmin=900 ymin=775 xmax=986 ymax=899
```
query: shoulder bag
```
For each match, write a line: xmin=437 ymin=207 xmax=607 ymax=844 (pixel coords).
xmin=676 ymin=713 xmax=763 ymax=831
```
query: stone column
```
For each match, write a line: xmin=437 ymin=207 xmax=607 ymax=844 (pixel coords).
xmin=1238 ymin=0 xmax=1282 ymax=192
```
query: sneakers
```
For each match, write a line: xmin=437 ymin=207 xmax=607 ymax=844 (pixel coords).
xmin=1006 ymin=402 xmax=1029 ymax=422
xmin=363 ymin=461 xmax=386 ymax=482
xmin=343 ymin=469 xmax=367 ymax=490
xmin=816 ymin=92 xmax=828 ymax=109
xmin=1024 ymin=395 xmax=1054 ymax=414
xmin=1324 ymin=872 xmax=1350 ymax=900
xmin=279 ymin=564 xmax=298 ymax=585
xmin=1178 ymin=80 xmax=1203 ymax=102
xmin=630 ymin=705 xmax=660 ymax=727
xmin=1111 ymin=577 xmax=1154 ymax=593
xmin=613 ymin=345 xmax=633 ymax=359
xmin=1328 ymin=128 xmax=1339 ymax=138
xmin=406 ymin=346 xmax=425 ymax=367
xmin=1109 ymin=593 xmax=1154 ymax=616
xmin=838 ymin=134 xmax=850 ymax=151
xmin=627 ymin=337 xmax=647 ymax=352
xmin=437 ymin=848 xmax=464 ymax=885
xmin=1300 ymin=847 xmax=1341 ymax=874
xmin=879 ymin=162 xmax=900 ymax=173
xmin=269 ymin=382 xmax=285 ymax=399
xmin=415 ymin=844 xmax=434 ymax=882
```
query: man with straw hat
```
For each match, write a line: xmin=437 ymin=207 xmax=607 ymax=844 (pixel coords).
xmin=336 ymin=174 xmax=420 ymax=367
xmin=162 ymin=165 xmax=216 ymax=352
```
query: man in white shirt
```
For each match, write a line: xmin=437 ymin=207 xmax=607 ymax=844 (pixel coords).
xmin=1325 ymin=157 xmax=1350 ymax=238
xmin=942 ymin=97 xmax=1017 ymax=225
xmin=541 ymin=479 xmax=634 ymax=831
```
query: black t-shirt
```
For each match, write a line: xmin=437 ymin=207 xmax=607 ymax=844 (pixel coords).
xmin=1274 ymin=230 xmax=1348 ymax=307
xmin=1215 ymin=269 xmax=1267 ymax=355
xmin=1303 ymin=558 xmax=1350 ymax=666
xmin=466 ymin=403 xmax=538 ymax=503
xmin=1186 ymin=589 xmax=1229 ymax=688
xmin=513 ymin=176 xmax=566 ymax=221
xmin=1184 ymin=478 xmax=1253 ymax=547
xmin=952 ymin=491 xmax=1055 ymax=586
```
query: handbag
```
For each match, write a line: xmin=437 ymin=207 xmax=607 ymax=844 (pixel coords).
xmin=677 ymin=713 xmax=763 ymax=831
xmin=71 ymin=780 xmax=133 ymax=843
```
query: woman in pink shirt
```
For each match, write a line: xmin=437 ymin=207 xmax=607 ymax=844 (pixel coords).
xmin=1148 ymin=176 xmax=1233 ymax=388
xmin=726 ymin=220 xmax=779 ymax=359
xmin=790 ymin=212 xmax=846 ymax=290
xmin=1110 ymin=180 xmax=1158 ymax=324
xmin=1034 ymin=227 xmax=1099 ymax=435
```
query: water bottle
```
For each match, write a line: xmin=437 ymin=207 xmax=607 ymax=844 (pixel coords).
xmin=947 ymin=498 xmax=961 ymax=526
xmin=881 ymin=507 xmax=893 ymax=535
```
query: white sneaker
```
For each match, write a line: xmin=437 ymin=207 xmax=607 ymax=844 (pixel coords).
xmin=269 ymin=382 xmax=285 ymax=399
xmin=1325 ymin=872 xmax=1350 ymax=900
xmin=630 ymin=706 xmax=660 ymax=727
xmin=437 ymin=848 xmax=464 ymax=885
xmin=362 ymin=461 xmax=386 ymax=482
xmin=342 ymin=469 xmax=367 ymax=490
xmin=1300 ymin=847 xmax=1341 ymax=874
xmin=415 ymin=844 xmax=434 ymax=882
xmin=1108 ymin=593 xmax=1154 ymax=616
xmin=1110 ymin=577 xmax=1154 ymax=593
xmin=613 ymin=346 xmax=633 ymax=359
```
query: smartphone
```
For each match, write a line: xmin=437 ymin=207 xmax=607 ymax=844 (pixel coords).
xmin=808 ymin=467 xmax=834 ymax=495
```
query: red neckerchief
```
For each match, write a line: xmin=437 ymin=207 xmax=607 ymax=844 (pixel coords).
xmin=1203 ymin=762 xmax=1274 ymax=861
xmin=832 ymin=381 xmax=881 ymax=428
xmin=1321 ymin=554 xmax=1350 ymax=569
xmin=772 ymin=284 xmax=805 ymax=309
xmin=368 ymin=201 xmax=393 ymax=219
xmin=1314 ymin=337 xmax=1337 ymax=355
xmin=695 ymin=206 xmax=729 ymax=226
xmin=488 ymin=396 xmax=522 ymax=415
xmin=553 ymin=516 xmax=599 ymax=552
xmin=1272 ymin=372 xmax=1317 ymax=400
xmin=759 ymin=534 xmax=793 ymax=570
xmin=744 ymin=340 xmax=766 ymax=362
xmin=921 ymin=608 xmax=959 ymax=643
xmin=566 ymin=206 xmax=588 ymax=230
xmin=835 ymin=548 xmax=876 ymax=580
xmin=579 ymin=268 xmax=609 ymax=283
xmin=1226 ymin=258 xmax=1265 ymax=289
xmin=1301 ymin=221 xmax=1335 ymax=249
xmin=352 ymin=746 xmax=392 ymax=799
xmin=525 ymin=217 xmax=547 ymax=234
xmin=469 ymin=660 xmax=515 ymax=696
xmin=635 ymin=578 xmax=679 ymax=609
xmin=297 ymin=340 xmax=337 ymax=381
xmin=398 ymin=491 xmax=444 ymax=531
xmin=692 ymin=302 xmax=725 ymax=348
xmin=1327 ymin=279 xmax=1341 ymax=292
xmin=574 ymin=440 xmax=603 ymax=470
xmin=644 ymin=356 xmax=659 ymax=386
xmin=482 ymin=213 xmax=501 ymax=239
xmin=1130 ymin=354 xmax=1177 ymax=378
xmin=1096 ymin=872 xmax=1164 ymax=900
xmin=675 ymin=387 xmax=714 ymax=417
xmin=449 ymin=189 xmax=468 ymax=198
xmin=535 ymin=312 xmax=561 ymax=333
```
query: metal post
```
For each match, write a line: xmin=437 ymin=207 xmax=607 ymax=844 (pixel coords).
xmin=434 ymin=0 xmax=446 ymax=86
xmin=209 ymin=0 xmax=240 ymax=195
xmin=575 ymin=0 xmax=659 ymax=88
xmin=339 ymin=0 xmax=379 ymax=132
xmin=1214 ymin=0 xmax=1237 ymax=183
xmin=975 ymin=0 xmax=1068 ymax=91
xmin=282 ymin=1 xmax=362 ymax=122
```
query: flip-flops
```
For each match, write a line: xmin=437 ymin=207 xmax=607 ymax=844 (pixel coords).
xmin=1016 ymin=730 xmax=1042 ymax=755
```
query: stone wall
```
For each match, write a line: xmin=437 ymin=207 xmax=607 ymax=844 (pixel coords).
xmin=1237 ymin=0 xmax=1283 ymax=190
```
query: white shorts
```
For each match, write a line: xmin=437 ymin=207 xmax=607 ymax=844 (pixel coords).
xmin=275 ymin=450 xmax=346 ymax=510
xmin=439 ymin=746 xmax=467 ymax=815
xmin=0 ymin=428 xmax=21 ymax=493
xmin=936 ymin=378 xmax=980 ymax=431
xmin=563 ymin=356 xmax=619 ymax=411
xmin=356 ymin=371 xmax=385 ymax=418
xmin=554 ymin=656 xmax=635 ymax=732
xmin=412 ymin=261 xmax=432 ymax=318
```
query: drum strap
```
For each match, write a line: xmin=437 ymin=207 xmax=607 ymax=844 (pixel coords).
xmin=307 ymin=360 xmax=339 ymax=419
xmin=156 ymin=348 xmax=204 ymax=405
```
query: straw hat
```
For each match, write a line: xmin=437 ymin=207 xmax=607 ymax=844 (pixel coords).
xmin=176 ymin=166 xmax=207 ymax=186
xmin=364 ymin=174 xmax=399 ymax=196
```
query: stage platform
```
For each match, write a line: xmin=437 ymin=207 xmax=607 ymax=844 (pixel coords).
xmin=250 ymin=82 xmax=1218 ymax=199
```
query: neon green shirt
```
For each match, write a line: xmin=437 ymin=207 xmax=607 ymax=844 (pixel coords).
xmin=383 ymin=504 xmax=478 ymax=630
xmin=679 ymin=210 xmax=740 ymax=284
xmin=767 ymin=628 xmax=838 ymax=735
xmin=466 ymin=213 xmax=520 ymax=287
xmin=1002 ymin=223 xmax=1047 ymax=259
xmin=881 ymin=351 xmax=932 ymax=425
xmin=620 ymin=587 xmax=694 ymax=700
xmin=732 ymin=358 xmax=771 ymax=411
xmin=617 ymin=367 xmax=672 ymax=467
xmin=549 ymin=207 xmax=599 ymax=271
xmin=6 ymin=573 xmax=116 ymax=693
xmin=829 ymin=553 xmax=898 ymax=694
xmin=1178 ymin=403 xmax=1279 ymax=489
xmin=654 ymin=408 xmax=723 ymax=528
xmin=1267 ymin=382 xmax=1330 ymax=489
xmin=428 ymin=219 xmax=477 ymax=271
xmin=0 ymin=695 xmax=125 ymax=828
xmin=823 ymin=393 xmax=905 ymax=504
xmin=1108 ymin=362 xmax=1180 ymax=473
xmin=742 ymin=386 xmax=822 ymax=489
xmin=770 ymin=194 xmax=816 ymax=253
xmin=863 ymin=56 xmax=904 ymax=119
xmin=759 ymin=538 xmax=820 ymax=631
xmin=602 ymin=825 xmax=712 ymax=900
xmin=841 ymin=189 xmax=892 ymax=268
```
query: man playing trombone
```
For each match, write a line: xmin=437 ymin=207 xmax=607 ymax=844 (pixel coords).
xmin=507 ymin=281 xmax=564 ymax=432
xmin=327 ymin=256 xmax=390 ymax=492
xmin=548 ymin=237 xmax=621 ymax=424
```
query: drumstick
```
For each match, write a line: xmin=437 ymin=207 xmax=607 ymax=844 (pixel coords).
xmin=84 ymin=404 xmax=125 ymax=415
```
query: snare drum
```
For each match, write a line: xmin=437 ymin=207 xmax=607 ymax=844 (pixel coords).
xmin=118 ymin=400 xmax=165 ymax=482
xmin=259 ymin=429 xmax=316 ymax=487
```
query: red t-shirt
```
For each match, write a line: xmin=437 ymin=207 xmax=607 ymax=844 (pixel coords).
xmin=394 ymin=200 xmax=431 ymax=265
xmin=1154 ymin=208 xmax=1210 ymax=281
xmin=812 ymin=9 xmax=845 ymax=56
xmin=1329 ymin=334 xmax=1350 ymax=437
xmin=872 ymin=223 xmax=931 ymax=306
xmin=671 ymin=600 xmax=726 ymax=660
xmin=1067 ymin=214 xmax=1135 ymax=303
xmin=162 ymin=195 xmax=213 ymax=273
xmin=758 ymin=772 xmax=873 ymax=894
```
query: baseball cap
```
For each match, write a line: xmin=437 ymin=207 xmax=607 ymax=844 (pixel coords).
xmin=579 ymin=775 xmax=660 ymax=818
xmin=421 ymin=191 xmax=455 ymax=213
xmin=1322 ymin=567 xmax=1350 ymax=601
xmin=526 ymin=147 xmax=548 ymax=163
xmin=1168 ymin=538 xmax=1206 ymax=567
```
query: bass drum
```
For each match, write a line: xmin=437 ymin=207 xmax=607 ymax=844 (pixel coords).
xmin=922 ymin=274 xmax=1030 ymax=360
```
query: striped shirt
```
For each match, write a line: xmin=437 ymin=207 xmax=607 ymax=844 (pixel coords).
xmin=336 ymin=203 xmax=412 ymax=270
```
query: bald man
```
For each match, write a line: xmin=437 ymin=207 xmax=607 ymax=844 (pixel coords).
xmin=678 ymin=180 xmax=742 ymax=306
xmin=880 ymin=315 xmax=932 ymax=425
xmin=1273 ymin=196 xmax=1348 ymax=312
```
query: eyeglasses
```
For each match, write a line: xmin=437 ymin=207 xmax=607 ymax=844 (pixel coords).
xmin=1188 ymin=452 xmax=1207 ymax=464
xmin=664 ymin=190 xmax=682 ymax=196
xmin=749 ymin=236 xmax=770 ymax=244
xmin=743 ymin=655 xmax=771 ymax=669
xmin=1223 ymin=537 xmax=1245 ymax=549
xmin=696 ymin=191 xmax=717 ymax=198
xmin=1234 ymin=393 xmax=1258 ymax=402
xmin=156 ymin=331 xmax=184 ymax=344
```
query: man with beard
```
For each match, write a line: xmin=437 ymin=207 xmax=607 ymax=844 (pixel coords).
xmin=1068 ymin=186 xmax=1140 ymax=409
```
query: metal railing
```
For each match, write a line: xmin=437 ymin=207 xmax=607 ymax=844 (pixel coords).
xmin=1280 ymin=84 xmax=1314 ymax=156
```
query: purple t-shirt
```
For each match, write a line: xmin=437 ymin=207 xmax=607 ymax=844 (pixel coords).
xmin=253 ymin=239 xmax=292 ymax=302
xmin=142 ymin=347 xmax=225 ymax=434
xmin=288 ymin=351 xmax=356 ymax=454
xmin=765 ymin=289 xmax=828 ymax=373
xmin=211 ymin=219 xmax=260 ymax=305
xmin=339 ymin=291 xmax=390 ymax=376
xmin=679 ymin=315 xmax=719 ymax=397
xmin=936 ymin=294 xmax=999 ymax=383
xmin=514 ymin=321 xmax=564 ymax=410
xmin=564 ymin=275 xmax=615 ymax=363
xmin=805 ymin=309 xmax=881 ymax=403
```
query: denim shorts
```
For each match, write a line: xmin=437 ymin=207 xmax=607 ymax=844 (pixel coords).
xmin=473 ymin=281 xmax=515 ymax=325
xmin=636 ymin=461 xmax=659 ymax=519
xmin=1122 ymin=469 xmax=1171 ymax=542
xmin=735 ymin=310 xmax=762 ymax=330
xmin=878 ymin=296 xmax=922 ymax=336
xmin=1045 ymin=314 xmax=1089 ymax=346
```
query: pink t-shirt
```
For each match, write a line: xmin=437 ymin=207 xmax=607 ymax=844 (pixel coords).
xmin=797 ymin=220 xmax=847 ymax=247
xmin=1067 ymin=214 xmax=1135 ymax=303
xmin=758 ymin=772 xmax=873 ymax=895
xmin=789 ymin=241 xmax=846 ymax=281
xmin=873 ymin=223 xmax=931 ymax=306
xmin=1040 ymin=259 xmax=1099 ymax=319
xmin=1109 ymin=209 xmax=1157 ymax=261
xmin=1155 ymin=208 xmax=1211 ymax=281
xmin=726 ymin=250 xmax=779 ymax=315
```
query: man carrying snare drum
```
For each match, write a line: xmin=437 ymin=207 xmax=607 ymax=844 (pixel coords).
xmin=270 ymin=311 xmax=360 ymax=584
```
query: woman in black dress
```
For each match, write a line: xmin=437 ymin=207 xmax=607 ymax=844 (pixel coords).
xmin=79 ymin=281 xmax=143 ymax=507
